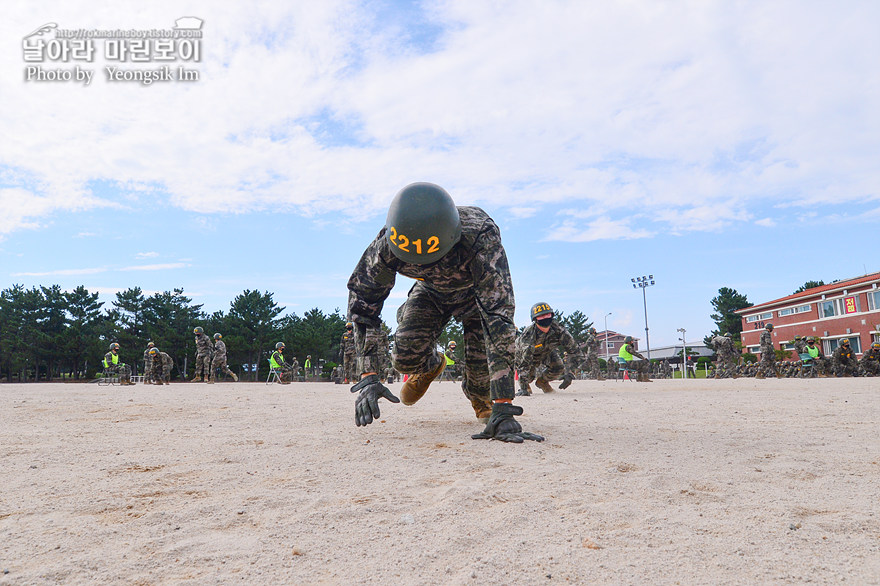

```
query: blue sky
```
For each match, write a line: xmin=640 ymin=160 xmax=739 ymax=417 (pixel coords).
xmin=2 ymin=0 xmax=879 ymax=349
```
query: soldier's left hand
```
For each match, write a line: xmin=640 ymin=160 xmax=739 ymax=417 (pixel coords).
xmin=351 ymin=374 xmax=399 ymax=427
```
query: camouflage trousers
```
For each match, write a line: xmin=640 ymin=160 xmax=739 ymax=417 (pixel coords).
xmin=832 ymin=358 xmax=857 ymax=377
xmin=194 ymin=352 xmax=212 ymax=379
xmin=143 ymin=356 xmax=153 ymax=383
xmin=517 ymin=350 xmax=566 ymax=392
xmin=758 ymin=349 xmax=778 ymax=377
xmin=211 ymin=355 xmax=234 ymax=381
xmin=715 ymin=353 xmax=738 ymax=378
xmin=150 ymin=360 xmax=172 ymax=383
xmin=393 ymin=284 xmax=510 ymax=403
xmin=861 ymin=359 xmax=880 ymax=376
xmin=343 ymin=352 xmax=356 ymax=382
xmin=584 ymin=352 xmax=601 ymax=379
xmin=105 ymin=363 xmax=132 ymax=382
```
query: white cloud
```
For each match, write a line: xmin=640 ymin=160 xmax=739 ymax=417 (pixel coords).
xmin=11 ymin=267 xmax=107 ymax=277
xmin=119 ymin=263 xmax=189 ymax=271
xmin=544 ymin=217 xmax=653 ymax=243
xmin=755 ymin=218 xmax=776 ymax=227
xmin=135 ymin=251 xmax=159 ymax=259
xmin=2 ymin=0 xmax=878 ymax=241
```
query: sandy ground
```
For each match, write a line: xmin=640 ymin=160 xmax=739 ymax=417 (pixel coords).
xmin=0 ymin=377 xmax=878 ymax=585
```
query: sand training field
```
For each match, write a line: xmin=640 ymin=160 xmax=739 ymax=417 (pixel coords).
xmin=1 ymin=377 xmax=878 ymax=585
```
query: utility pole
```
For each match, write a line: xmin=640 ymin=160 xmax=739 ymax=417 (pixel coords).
xmin=604 ymin=312 xmax=612 ymax=362
xmin=677 ymin=327 xmax=687 ymax=381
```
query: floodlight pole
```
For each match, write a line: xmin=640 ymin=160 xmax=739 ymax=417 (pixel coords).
xmin=631 ymin=275 xmax=656 ymax=360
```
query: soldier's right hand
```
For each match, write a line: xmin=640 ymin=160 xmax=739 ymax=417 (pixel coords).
xmin=350 ymin=374 xmax=399 ymax=427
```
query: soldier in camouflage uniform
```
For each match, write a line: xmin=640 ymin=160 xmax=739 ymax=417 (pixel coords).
xmin=832 ymin=339 xmax=858 ymax=376
xmin=191 ymin=326 xmax=213 ymax=382
xmin=339 ymin=322 xmax=356 ymax=383
xmin=143 ymin=341 xmax=156 ymax=384
xmin=711 ymin=333 xmax=739 ymax=378
xmin=103 ymin=342 xmax=134 ymax=385
xmin=346 ymin=183 xmax=542 ymax=442
xmin=582 ymin=327 xmax=604 ymax=380
xmin=440 ymin=341 xmax=459 ymax=382
xmin=618 ymin=336 xmax=652 ymax=381
xmin=860 ymin=342 xmax=880 ymax=376
xmin=755 ymin=323 xmax=779 ymax=379
xmin=515 ymin=302 xmax=587 ymax=395
xmin=208 ymin=333 xmax=238 ymax=383
xmin=148 ymin=347 xmax=174 ymax=385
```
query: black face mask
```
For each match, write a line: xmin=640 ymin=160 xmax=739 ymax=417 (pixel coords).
xmin=536 ymin=317 xmax=553 ymax=328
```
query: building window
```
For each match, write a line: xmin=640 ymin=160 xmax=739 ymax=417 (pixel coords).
xmin=868 ymin=290 xmax=880 ymax=311
xmin=778 ymin=304 xmax=811 ymax=317
xmin=747 ymin=346 xmax=759 ymax=353
xmin=825 ymin=337 xmax=862 ymax=355
xmin=606 ymin=342 xmax=615 ymax=349
xmin=821 ymin=300 xmax=837 ymax=318
xmin=746 ymin=311 xmax=773 ymax=323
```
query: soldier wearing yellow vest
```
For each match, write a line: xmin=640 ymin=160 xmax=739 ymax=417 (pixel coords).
xmin=618 ymin=336 xmax=652 ymax=382
xmin=440 ymin=341 xmax=458 ymax=382
xmin=103 ymin=342 xmax=134 ymax=385
xmin=270 ymin=342 xmax=293 ymax=384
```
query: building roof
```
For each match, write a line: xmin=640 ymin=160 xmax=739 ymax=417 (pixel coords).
xmin=735 ymin=271 xmax=880 ymax=314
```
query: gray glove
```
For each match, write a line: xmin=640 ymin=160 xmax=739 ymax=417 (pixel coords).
xmin=351 ymin=374 xmax=400 ymax=427
xmin=559 ymin=373 xmax=573 ymax=389
xmin=471 ymin=403 xmax=544 ymax=443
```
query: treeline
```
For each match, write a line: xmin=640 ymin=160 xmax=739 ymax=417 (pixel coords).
xmin=0 ymin=284 xmax=348 ymax=382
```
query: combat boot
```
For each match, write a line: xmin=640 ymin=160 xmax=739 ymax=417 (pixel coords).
xmin=638 ymin=373 xmax=653 ymax=382
xmin=206 ymin=378 xmax=215 ymax=384
xmin=470 ymin=397 xmax=492 ymax=423
xmin=534 ymin=377 xmax=554 ymax=393
xmin=515 ymin=385 xmax=531 ymax=397
xmin=755 ymin=372 xmax=765 ymax=379
xmin=231 ymin=372 xmax=239 ymax=382
xmin=400 ymin=359 xmax=446 ymax=405
xmin=191 ymin=376 xmax=202 ymax=382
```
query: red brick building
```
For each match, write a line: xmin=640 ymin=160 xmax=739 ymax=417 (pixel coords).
xmin=736 ymin=272 xmax=880 ymax=358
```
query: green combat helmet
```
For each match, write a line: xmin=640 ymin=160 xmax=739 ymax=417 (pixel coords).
xmin=624 ymin=336 xmax=633 ymax=344
xmin=109 ymin=342 xmax=120 ymax=351
xmin=193 ymin=326 xmax=204 ymax=335
xmin=530 ymin=302 xmax=553 ymax=321
xmin=213 ymin=333 xmax=222 ymax=340
xmin=275 ymin=342 xmax=285 ymax=350
xmin=385 ymin=182 xmax=462 ymax=265
xmin=765 ymin=323 xmax=774 ymax=331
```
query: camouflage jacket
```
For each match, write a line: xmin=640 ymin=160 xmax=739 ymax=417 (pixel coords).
xmin=860 ymin=348 xmax=880 ymax=365
xmin=584 ymin=331 xmax=601 ymax=354
xmin=832 ymin=345 xmax=855 ymax=364
xmin=340 ymin=331 xmax=355 ymax=359
xmin=759 ymin=330 xmax=773 ymax=352
xmin=347 ymin=206 xmax=516 ymax=392
xmin=213 ymin=339 xmax=227 ymax=359
xmin=195 ymin=334 xmax=213 ymax=356
xmin=516 ymin=321 xmax=585 ymax=370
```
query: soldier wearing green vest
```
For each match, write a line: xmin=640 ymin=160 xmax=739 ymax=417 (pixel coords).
xmin=103 ymin=342 xmax=134 ymax=385
xmin=304 ymin=355 xmax=312 ymax=377
xmin=618 ymin=336 xmax=652 ymax=382
xmin=269 ymin=342 xmax=293 ymax=384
